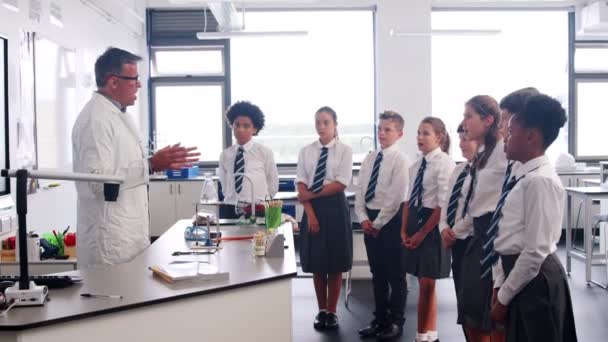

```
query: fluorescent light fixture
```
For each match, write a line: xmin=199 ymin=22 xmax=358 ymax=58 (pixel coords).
xmin=2 ymin=0 xmax=19 ymax=12
xmin=197 ymin=30 xmax=308 ymax=39
xmin=390 ymin=28 xmax=501 ymax=37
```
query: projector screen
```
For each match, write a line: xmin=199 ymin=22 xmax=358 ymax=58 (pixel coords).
xmin=0 ymin=36 xmax=9 ymax=195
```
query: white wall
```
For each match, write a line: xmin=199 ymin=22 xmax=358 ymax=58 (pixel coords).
xmin=0 ymin=0 xmax=146 ymax=233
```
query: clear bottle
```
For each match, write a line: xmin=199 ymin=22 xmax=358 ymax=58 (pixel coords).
xmin=200 ymin=172 xmax=218 ymax=204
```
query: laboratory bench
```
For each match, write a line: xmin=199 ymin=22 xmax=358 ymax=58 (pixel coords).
xmin=0 ymin=220 xmax=297 ymax=342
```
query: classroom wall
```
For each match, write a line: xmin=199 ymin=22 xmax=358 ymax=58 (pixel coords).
xmin=0 ymin=0 xmax=146 ymax=233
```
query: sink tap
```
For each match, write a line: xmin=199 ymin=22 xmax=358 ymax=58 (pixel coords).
xmin=233 ymin=172 xmax=255 ymax=221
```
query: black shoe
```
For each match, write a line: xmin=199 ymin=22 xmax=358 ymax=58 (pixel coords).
xmin=325 ymin=312 xmax=339 ymax=329
xmin=313 ymin=311 xmax=327 ymax=330
xmin=358 ymin=319 xmax=384 ymax=338
xmin=377 ymin=323 xmax=402 ymax=340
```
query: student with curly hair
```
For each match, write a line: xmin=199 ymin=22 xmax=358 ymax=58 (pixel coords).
xmin=218 ymin=101 xmax=278 ymax=218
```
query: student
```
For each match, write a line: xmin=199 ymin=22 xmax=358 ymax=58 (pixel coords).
xmin=499 ymin=87 xmax=540 ymax=139
xmin=356 ymin=111 xmax=410 ymax=340
xmin=458 ymin=95 xmax=506 ymax=342
xmin=296 ymin=106 xmax=353 ymax=330
xmin=490 ymin=94 xmax=578 ymax=342
xmin=401 ymin=117 xmax=455 ymax=342
xmin=439 ymin=124 xmax=478 ymax=340
xmin=218 ymin=101 xmax=279 ymax=219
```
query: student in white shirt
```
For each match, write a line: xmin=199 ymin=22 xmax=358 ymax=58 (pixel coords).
xmin=490 ymin=94 xmax=577 ymax=342
xmin=296 ymin=106 xmax=353 ymax=331
xmin=356 ymin=111 xmax=410 ymax=340
xmin=459 ymin=95 xmax=506 ymax=342
xmin=439 ymin=124 xmax=478 ymax=341
xmin=218 ymin=101 xmax=278 ymax=218
xmin=401 ymin=117 xmax=455 ymax=342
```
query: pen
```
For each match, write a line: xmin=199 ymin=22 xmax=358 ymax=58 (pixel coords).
xmin=81 ymin=293 xmax=123 ymax=299
xmin=62 ymin=225 xmax=70 ymax=236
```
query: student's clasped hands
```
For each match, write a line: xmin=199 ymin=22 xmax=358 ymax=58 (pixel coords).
xmin=361 ymin=220 xmax=379 ymax=238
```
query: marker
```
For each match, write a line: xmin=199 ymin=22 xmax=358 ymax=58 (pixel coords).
xmin=80 ymin=293 xmax=123 ymax=299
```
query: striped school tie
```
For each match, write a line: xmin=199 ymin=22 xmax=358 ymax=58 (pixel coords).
xmin=502 ymin=162 xmax=513 ymax=193
xmin=309 ymin=147 xmax=329 ymax=193
xmin=480 ymin=175 xmax=521 ymax=279
xmin=364 ymin=151 xmax=383 ymax=203
xmin=447 ymin=164 xmax=470 ymax=228
xmin=233 ymin=146 xmax=245 ymax=193
xmin=409 ymin=158 xmax=427 ymax=210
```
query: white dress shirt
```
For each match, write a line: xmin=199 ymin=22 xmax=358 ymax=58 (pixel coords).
xmin=295 ymin=138 xmax=353 ymax=188
xmin=439 ymin=162 xmax=474 ymax=239
xmin=405 ymin=147 xmax=455 ymax=209
xmin=467 ymin=140 xmax=512 ymax=218
xmin=218 ymin=139 xmax=279 ymax=204
xmin=355 ymin=143 xmax=410 ymax=230
xmin=492 ymin=155 xmax=564 ymax=305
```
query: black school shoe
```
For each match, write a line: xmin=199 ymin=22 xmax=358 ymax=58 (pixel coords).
xmin=358 ymin=319 xmax=385 ymax=338
xmin=325 ymin=312 xmax=339 ymax=329
xmin=377 ymin=323 xmax=403 ymax=340
xmin=313 ymin=311 xmax=327 ymax=330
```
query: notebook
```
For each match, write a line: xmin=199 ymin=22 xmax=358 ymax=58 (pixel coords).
xmin=149 ymin=262 xmax=229 ymax=283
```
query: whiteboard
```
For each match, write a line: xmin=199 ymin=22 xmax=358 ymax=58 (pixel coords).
xmin=33 ymin=36 xmax=77 ymax=172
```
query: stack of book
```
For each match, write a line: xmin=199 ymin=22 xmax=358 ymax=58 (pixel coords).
xmin=149 ymin=262 xmax=229 ymax=283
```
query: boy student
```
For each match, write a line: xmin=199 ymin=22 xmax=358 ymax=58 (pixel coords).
xmin=218 ymin=101 xmax=278 ymax=218
xmin=356 ymin=111 xmax=410 ymax=340
xmin=490 ymin=94 xmax=577 ymax=342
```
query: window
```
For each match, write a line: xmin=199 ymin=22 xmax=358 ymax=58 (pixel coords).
xmin=153 ymin=83 xmax=225 ymax=162
xmin=149 ymin=40 xmax=230 ymax=164
xmin=151 ymin=47 xmax=224 ymax=76
xmin=0 ymin=36 xmax=8 ymax=195
xmin=431 ymin=11 xmax=569 ymax=162
xmin=230 ymin=10 xmax=375 ymax=163
xmin=574 ymin=81 xmax=608 ymax=158
xmin=573 ymin=41 xmax=608 ymax=159
xmin=574 ymin=45 xmax=608 ymax=73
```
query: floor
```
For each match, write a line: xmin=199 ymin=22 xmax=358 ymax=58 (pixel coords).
xmin=292 ymin=248 xmax=608 ymax=342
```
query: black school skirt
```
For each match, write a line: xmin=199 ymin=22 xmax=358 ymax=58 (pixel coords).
xmin=502 ymin=253 xmax=578 ymax=342
xmin=403 ymin=206 xmax=451 ymax=279
xmin=299 ymin=192 xmax=353 ymax=274
xmin=459 ymin=212 xmax=496 ymax=332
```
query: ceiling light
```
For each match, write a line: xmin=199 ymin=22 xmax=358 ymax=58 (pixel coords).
xmin=390 ymin=28 xmax=501 ymax=37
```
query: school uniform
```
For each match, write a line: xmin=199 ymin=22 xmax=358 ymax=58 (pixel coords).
xmin=355 ymin=143 xmax=410 ymax=327
xmin=438 ymin=161 xmax=474 ymax=325
xmin=492 ymin=155 xmax=577 ymax=342
xmin=403 ymin=147 xmax=455 ymax=279
xmin=459 ymin=140 xmax=512 ymax=332
xmin=218 ymin=139 xmax=279 ymax=218
xmin=296 ymin=138 xmax=353 ymax=274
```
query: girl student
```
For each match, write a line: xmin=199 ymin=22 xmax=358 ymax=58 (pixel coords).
xmin=439 ymin=124 xmax=478 ymax=341
xmin=458 ymin=95 xmax=507 ymax=342
xmin=490 ymin=94 xmax=577 ymax=342
xmin=218 ymin=101 xmax=279 ymax=218
xmin=401 ymin=116 xmax=455 ymax=342
xmin=295 ymin=106 xmax=353 ymax=331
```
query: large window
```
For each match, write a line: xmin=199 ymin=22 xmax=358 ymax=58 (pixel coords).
xmin=573 ymin=42 xmax=608 ymax=159
xmin=230 ymin=10 xmax=375 ymax=163
xmin=150 ymin=44 xmax=229 ymax=163
xmin=432 ymin=11 xmax=569 ymax=161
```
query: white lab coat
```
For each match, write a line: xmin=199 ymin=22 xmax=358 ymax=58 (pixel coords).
xmin=72 ymin=92 xmax=150 ymax=267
